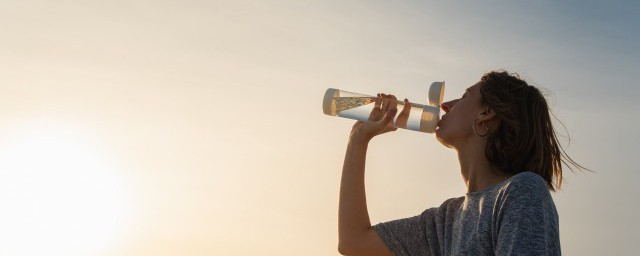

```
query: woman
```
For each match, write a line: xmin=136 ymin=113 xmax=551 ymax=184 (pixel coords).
xmin=338 ymin=71 xmax=585 ymax=255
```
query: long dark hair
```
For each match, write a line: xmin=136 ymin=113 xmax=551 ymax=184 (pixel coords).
xmin=479 ymin=70 xmax=588 ymax=191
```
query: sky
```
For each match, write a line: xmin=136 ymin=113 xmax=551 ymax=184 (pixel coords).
xmin=0 ymin=0 xmax=638 ymax=255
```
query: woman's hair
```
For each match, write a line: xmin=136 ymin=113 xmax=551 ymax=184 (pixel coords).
xmin=478 ymin=70 xmax=588 ymax=191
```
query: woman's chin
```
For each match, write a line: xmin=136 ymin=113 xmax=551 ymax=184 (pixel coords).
xmin=435 ymin=129 xmax=454 ymax=149
xmin=435 ymin=129 xmax=445 ymax=142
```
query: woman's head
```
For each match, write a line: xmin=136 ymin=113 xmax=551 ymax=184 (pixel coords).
xmin=436 ymin=70 xmax=584 ymax=191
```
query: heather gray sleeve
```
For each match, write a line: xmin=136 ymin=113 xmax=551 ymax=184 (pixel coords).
xmin=372 ymin=209 xmax=435 ymax=256
xmin=495 ymin=173 xmax=561 ymax=256
xmin=373 ymin=198 xmax=457 ymax=256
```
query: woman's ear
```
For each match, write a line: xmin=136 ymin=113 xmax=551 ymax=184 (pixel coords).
xmin=477 ymin=106 xmax=496 ymax=122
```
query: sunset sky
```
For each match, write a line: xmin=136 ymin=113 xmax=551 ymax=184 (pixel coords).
xmin=0 ymin=1 xmax=638 ymax=255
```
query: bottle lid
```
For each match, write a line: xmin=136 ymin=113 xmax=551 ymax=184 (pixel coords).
xmin=420 ymin=81 xmax=445 ymax=133
xmin=428 ymin=81 xmax=445 ymax=108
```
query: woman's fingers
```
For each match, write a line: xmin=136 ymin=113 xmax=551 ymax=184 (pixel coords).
xmin=380 ymin=93 xmax=390 ymax=111
xmin=369 ymin=93 xmax=384 ymax=121
xmin=395 ymin=98 xmax=411 ymax=128
xmin=374 ymin=93 xmax=383 ymax=109
xmin=386 ymin=95 xmax=398 ymax=112
xmin=357 ymin=93 xmax=402 ymax=139
xmin=369 ymin=93 xmax=400 ymax=128
xmin=382 ymin=95 xmax=398 ymax=125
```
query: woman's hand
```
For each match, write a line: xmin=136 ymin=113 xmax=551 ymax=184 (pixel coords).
xmin=349 ymin=93 xmax=412 ymax=143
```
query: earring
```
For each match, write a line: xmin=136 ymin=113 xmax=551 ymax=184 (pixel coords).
xmin=472 ymin=121 xmax=489 ymax=137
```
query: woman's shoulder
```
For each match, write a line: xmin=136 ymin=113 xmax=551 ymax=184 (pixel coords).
xmin=497 ymin=171 xmax=552 ymax=201
xmin=505 ymin=171 xmax=548 ymax=191
xmin=495 ymin=172 xmax=559 ymax=224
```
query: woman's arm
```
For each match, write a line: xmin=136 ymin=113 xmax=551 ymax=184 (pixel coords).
xmin=338 ymin=137 xmax=391 ymax=256
xmin=338 ymin=94 xmax=410 ymax=255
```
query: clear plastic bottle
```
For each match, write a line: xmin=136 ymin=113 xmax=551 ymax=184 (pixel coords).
xmin=322 ymin=82 xmax=445 ymax=133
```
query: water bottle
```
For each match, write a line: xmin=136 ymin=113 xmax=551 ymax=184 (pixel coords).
xmin=322 ymin=82 xmax=445 ymax=133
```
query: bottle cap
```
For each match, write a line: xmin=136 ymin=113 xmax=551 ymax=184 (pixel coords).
xmin=428 ymin=81 xmax=445 ymax=108
xmin=420 ymin=81 xmax=445 ymax=133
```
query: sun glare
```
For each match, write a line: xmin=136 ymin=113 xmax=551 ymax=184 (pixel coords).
xmin=0 ymin=119 xmax=130 ymax=256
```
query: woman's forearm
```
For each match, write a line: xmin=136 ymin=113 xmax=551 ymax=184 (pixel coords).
xmin=338 ymin=136 xmax=373 ymax=249
xmin=337 ymin=94 xmax=400 ymax=255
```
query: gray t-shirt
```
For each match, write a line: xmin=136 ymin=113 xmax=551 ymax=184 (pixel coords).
xmin=373 ymin=172 xmax=560 ymax=256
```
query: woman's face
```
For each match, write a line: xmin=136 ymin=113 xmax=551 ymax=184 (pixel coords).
xmin=435 ymin=82 xmax=486 ymax=148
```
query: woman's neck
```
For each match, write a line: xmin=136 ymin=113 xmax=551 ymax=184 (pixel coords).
xmin=456 ymin=143 xmax=511 ymax=193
